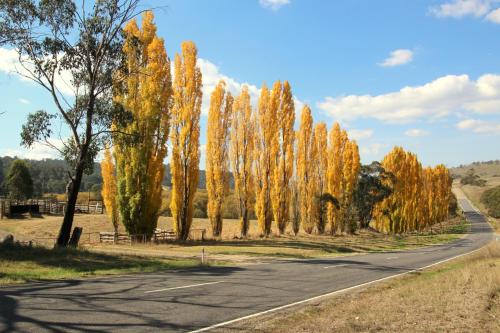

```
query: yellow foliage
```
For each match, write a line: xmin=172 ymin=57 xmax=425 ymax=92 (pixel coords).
xmin=113 ymin=11 xmax=172 ymax=236
xmin=101 ymin=148 xmax=119 ymax=233
xmin=326 ymin=123 xmax=360 ymax=234
xmin=230 ymin=86 xmax=255 ymax=237
xmin=271 ymin=81 xmax=295 ymax=234
xmin=206 ymin=80 xmax=233 ymax=237
xmin=170 ymin=41 xmax=203 ymax=241
xmin=373 ymin=147 xmax=451 ymax=233
xmin=297 ymin=105 xmax=315 ymax=234
xmin=312 ymin=122 xmax=328 ymax=233
xmin=254 ymin=83 xmax=278 ymax=236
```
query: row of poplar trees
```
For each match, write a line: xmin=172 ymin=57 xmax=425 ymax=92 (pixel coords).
xmin=373 ymin=147 xmax=452 ymax=233
xmin=100 ymin=12 xmax=362 ymax=240
xmin=207 ymin=81 xmax=361 ymax=238
xmin=101 ymin=12 xmax=452 ymax=240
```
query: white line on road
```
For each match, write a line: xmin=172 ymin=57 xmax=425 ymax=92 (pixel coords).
xmin=323 ymin=264 xmax=348 ymax=269
xmin=386 ymin=256 xmax=399 ymax=260
xmin=188 ymin=246 xmax=486 ymax=333
xmin=145 ymin=281 xmax=224 ymax=294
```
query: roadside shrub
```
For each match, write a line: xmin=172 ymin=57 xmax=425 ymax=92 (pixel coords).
xmin=448 ymin=192 xmax=458 ymax=217
xmin=481 ymin=185 xmax=500 ymax=218
xmin=460 ymin=168 xmax=487 ymax=187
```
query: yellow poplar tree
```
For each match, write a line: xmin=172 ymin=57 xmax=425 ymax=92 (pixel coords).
xmin=374 ymin=148 xmax=452 ymax=233
xmin=101 ymin=148 xmax=119 ymax=234
xmin=254 ymin=84 xmax=278 ymax=236
xmin=271 ymin=81 xmax=295 ymax=234
xmin=170 ymin=41 xmax=203 ymax=241
xmin=297 ymin=105 xmax=315 ymax=234
xmin=206 ymin=80 xmax=233 ymax=237
xmin=340 ymin=140 xmax=361 ymax=232
xmin=230 ymin=86 xmax=255 ymax=237
xmin=312 ymin=122 xmax=328 ymax=233
xmin=434 ymin=164 xmax=452 ymax=223
xmin=327 ymin=123 xmax=348 ymax=234
xmin=373 ymin=147 xmax=420 ymax=233
xmin=113 ymin=12 xmax=172 ymax=236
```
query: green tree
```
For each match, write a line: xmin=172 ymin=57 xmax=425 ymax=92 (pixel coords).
xmin=6 ymin=160 xmax=33 ymax=200
xmin=353 ymin=162 xmax=393 ymax=229
xmin=481 ymin=185 xmax=500 ymax=218
xmin=0 ymin=0 xmax=142 ymax=247
xmin=460 ymin=168 xmax=486 ymax=187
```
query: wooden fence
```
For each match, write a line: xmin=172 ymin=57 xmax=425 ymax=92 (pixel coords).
xmin=0 ymin=199 xmax=103 ymax=218
xmin=99 ymin=228 xmax=206 ymax=244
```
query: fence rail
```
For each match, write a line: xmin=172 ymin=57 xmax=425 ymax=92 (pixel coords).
xmin=0 ymin=199 xmax=103 ymax=218
xmin=99 ymin=228 xmax=206 ymax=244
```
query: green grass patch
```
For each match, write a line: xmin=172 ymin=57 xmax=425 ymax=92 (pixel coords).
xmin=0 ymin=243 xmax=202 ymax=286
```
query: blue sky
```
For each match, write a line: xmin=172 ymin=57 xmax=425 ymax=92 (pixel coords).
xmin=1 ymin=0 xmax=499 ymax=167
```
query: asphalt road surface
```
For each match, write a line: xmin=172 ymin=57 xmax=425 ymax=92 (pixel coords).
xmin=0 ymin=197 xmax=493 ymax=333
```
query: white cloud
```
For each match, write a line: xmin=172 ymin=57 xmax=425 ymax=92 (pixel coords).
xmin=430 ymin=0 xmax=500 ymax=24
xmin=0 ymin=47 xmax=74 ymax=95
xmin=348 ymin=129 xmax=374 ymax=141
xmin=405 ymin=129 xmax=429 ymax=137
xmin=18 ymin=98 xmax=30 ymax=105
xmin=1 ymin=47 xmax=304 ymax=121
xmin=198 ymin=58 xmax=305 ymax=118
xmin=457 ymin=118 xmax=500 ymax=133
xmin=360 ymin=143 xmax=385 ymax=156
xmin=379 ymin=49 xmax=413 ymax=67
xmin=197 ymin=58 xmax=261 ymax=116
xmin=259 ymin=0 xmax=290 ymax=10
xmin=429 ymin=0 xmax=492 ymax=18
xmin=485 ymin=7 xmax=500 ymax=22
xmin=317 ymin=73 xmax=500 ymax=123
xmin=2 ymin=139 xmax=63 ymax=160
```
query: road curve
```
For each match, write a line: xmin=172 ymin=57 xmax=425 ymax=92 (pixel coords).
xmin=0 ymin=197 xmax=493 ymax=333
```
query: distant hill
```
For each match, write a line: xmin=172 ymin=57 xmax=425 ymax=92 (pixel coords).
xmin=451 ymin=160 xmax=500 ymax=179
xmin=0 ymin=156 xmax=208 ymax=196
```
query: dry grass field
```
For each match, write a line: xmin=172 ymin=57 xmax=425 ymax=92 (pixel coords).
xmin=223 ymin=242 xmax=500 ymax=333
xmin=451 ymin=161 xmax=500 ymax=178
xmin=0 ymin=212 xmax=469 ymax=262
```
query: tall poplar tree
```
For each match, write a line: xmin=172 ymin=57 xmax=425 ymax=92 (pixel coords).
xmin=312 ymin=122 xmax=328 ymax=234
xmin=297 ymin=105 xmax=315 ymax=234
xmin=113 ymin=12 xmax=172 ymax=237
xmin=170 ymin=41 xmax=203 ymax=241
xmin=327 ymin=123 xmax=348 ymax=234
xmin=230 ymin=86 xmax=255 ymax=237
xmin=206 ymin=80 xmax=233 ymax=237
xmin=101 ymin=148 xmax=119 ymax=234
xmin=271 ymin=81 xmax=295 ymax=234
xmin=340 ymin=140 xmax=361 ymax=232
xmin=254 ymin=84 xmax=278 ymax=236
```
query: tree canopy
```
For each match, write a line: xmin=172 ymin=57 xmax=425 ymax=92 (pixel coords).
xmin=6 ymin=160 xmax=33 ymax=200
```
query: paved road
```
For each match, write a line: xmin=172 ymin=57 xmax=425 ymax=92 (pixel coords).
xmin=0 ymin=197 xmax=493 ymax=333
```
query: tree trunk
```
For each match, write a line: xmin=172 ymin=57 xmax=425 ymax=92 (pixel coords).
xmin=240 ymin=208 xmax=249 ymax=238
xmin=55 ymin=161 xmax=85 ymax=248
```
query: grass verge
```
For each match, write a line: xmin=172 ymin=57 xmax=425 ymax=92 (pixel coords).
xmin=0 ymin=243 xmax=204 ymax=286
xmin=89 ymin=216 xmax=470 ymax=261
xmin=226 ymin=241 xmax=500 ymax=333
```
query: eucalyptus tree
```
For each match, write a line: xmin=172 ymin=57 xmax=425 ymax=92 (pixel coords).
xmin=0 ymin=0 xmax=143 ymax=247
xmin=353 ymin=161 xmax=393 ymax=229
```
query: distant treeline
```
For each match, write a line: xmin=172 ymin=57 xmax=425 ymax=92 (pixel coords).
xmin=0 ymin=156 xmax=210 ymax=196
xmin=455 ymin=160 xmax=500 ymax=168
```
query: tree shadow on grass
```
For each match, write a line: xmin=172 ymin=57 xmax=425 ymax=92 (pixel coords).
xmin=180 ymin=238 xmax=359 ymax=254
xmin=0 ymin=243 xmax=204 ymax=284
